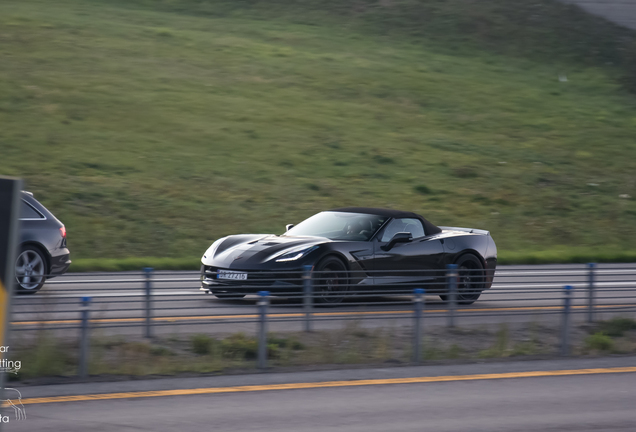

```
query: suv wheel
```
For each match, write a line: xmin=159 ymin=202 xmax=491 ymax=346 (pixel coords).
xmin=15 ymin=246 xmax=47 ymax=294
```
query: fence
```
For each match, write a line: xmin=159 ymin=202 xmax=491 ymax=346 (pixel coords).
xmin=9 ymin=263 xmax=636 ymax=376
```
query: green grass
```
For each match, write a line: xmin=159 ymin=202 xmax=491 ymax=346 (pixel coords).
xmin=598 ymin=317 xmax=636 ymax=337
xmin=70 ymin=257 xmax=201 ymax=272
xmin=68 ymin=247 xmax=636 ymax=271
xmin=191 ymin=334 xmax=214 ymax=355
xmin=584 ymin=332 xmax=614 ymax=352
xmin=2 ymin=0 xmax=636 ymax=263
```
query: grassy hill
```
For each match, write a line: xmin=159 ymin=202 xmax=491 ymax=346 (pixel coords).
xmin=2 ymin=0 xmax=636 ymax=267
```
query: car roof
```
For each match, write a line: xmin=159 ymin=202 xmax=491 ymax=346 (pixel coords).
xmin=329 ymin=207 xmax=441 ymax=235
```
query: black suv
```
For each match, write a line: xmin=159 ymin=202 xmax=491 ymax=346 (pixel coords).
xmin=17 ymin=191 xmax=71 ymax=294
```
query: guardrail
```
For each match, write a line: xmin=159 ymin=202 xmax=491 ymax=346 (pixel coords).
xmin=9 ymin=263 xmax=636 ymax=374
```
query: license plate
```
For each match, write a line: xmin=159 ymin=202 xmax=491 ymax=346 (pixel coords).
xmin=217 ymin=270 xmax=248 ymax=281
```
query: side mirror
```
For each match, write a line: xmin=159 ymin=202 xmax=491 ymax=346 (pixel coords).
xmin=381 ymin=232 xmax=412 ymax=251
xmin=285 ymin=224 xmax=295 ymax=232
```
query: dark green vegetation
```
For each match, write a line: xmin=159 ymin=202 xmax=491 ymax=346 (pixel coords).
xmin=2 ymin=0 xmax=636 ymax=265
xmin=585 ymin=317 xmax=636 ymax=352
xmin=67 ymin=248 xmax=636 ymax=272
xmin=597 ymin=316 xmax=636 ymax=337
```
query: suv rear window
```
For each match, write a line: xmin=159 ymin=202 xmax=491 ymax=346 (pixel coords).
xmin=20 ymin=201 xmax=44 ymax=219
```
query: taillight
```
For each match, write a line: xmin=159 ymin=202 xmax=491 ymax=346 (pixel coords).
xmin=60 ymin=226 xmax=66 ymax=238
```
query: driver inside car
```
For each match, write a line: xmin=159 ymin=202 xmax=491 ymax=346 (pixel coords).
xmin=345 ymin=221 xmax=364 ymax=235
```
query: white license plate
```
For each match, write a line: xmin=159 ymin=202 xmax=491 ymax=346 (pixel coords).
xmin=217 ymin=270 xmax=248 ymax=281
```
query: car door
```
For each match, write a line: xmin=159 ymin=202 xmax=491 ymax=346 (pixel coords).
xmin=372 ymin=218 xmax=445 ymax=289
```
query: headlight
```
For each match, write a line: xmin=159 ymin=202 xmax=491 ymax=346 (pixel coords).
xmin=203 ymin=237 xmax=226 ymax=259
xmin=274 ymin=245 xmax=318 ymax=262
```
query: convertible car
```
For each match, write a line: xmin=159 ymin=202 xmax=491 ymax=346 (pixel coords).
xmin=200 ymin=207 xmax=496 ymax=304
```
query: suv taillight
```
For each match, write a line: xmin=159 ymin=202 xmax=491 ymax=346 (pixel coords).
xmin=60 ymin=226 xmax=66 ymax=238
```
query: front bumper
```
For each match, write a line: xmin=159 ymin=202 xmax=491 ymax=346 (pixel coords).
xmin=200 ymin=265 xmax=303 ymax=294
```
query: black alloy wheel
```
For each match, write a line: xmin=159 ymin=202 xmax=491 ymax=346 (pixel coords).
xmin=440 ymin=254 xmax=484 ymax=305
xmin=313 ymin=257 xmax=349 ymax=304
xmin=15 ymin=246 xmax=47 ymax=294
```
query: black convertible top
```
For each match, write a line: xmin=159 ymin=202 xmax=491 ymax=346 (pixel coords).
xmin=330 ymin=207 xmax=442 ymax=235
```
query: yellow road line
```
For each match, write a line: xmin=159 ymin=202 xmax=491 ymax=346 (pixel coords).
xmin=14 ymin=367 xmax=636 ymax=406
xmin=11 ymin=303 xmax=636 ymax=326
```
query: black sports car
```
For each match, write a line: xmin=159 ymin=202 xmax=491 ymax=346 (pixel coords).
xmin=200 ymin=208 xmax=496 ymax=304
xmin=17 ymin=191 xmax=71 ymax=294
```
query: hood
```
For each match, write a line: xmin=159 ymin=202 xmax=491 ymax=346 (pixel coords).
xmin=202 ymin=234 xmax=328 ymax=268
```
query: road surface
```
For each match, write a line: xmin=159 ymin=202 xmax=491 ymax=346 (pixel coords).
xmin=5 ymin=356 xmax=636 ymax=431
xmin=10 ymin=264 xmax=636 ymax=337
xmin=9 ymin=264 xmax=636 ymax=337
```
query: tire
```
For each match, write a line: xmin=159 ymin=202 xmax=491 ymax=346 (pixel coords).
xmin=212 ymin=292 xmax=246 ymax=300
xmin=15 ymin=246 xmax=47 ymax=294
xmin=439 ymin=254 xmax=484 ymax=305
xmin=313 ymin=257 xmax=349 ymax=305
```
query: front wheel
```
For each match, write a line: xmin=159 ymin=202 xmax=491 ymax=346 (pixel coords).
xmin=439 ymin=254 xmax=484 ymax=305
xmin=15 ymin=246 xmax=47 ymax=294
xmin=313 ymin=257 xmax=349 ymax=304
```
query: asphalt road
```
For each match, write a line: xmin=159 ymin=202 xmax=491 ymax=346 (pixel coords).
xmin=5 ymin=357 xmax=636 ymax=431
xmin=9 ymin=264 xmax=636 ymax=337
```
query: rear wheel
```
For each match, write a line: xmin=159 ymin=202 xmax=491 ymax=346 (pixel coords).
xmin=15 ymin=246 xmax=47 ymax=294
xmin=440 ymin=254 xmax=484 ymax=305
xmin=313 ymin=257 xmax=349 ymax=304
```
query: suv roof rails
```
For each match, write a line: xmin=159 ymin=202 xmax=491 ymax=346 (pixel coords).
xmin=22 ymin=190 xmax=34 ymax=196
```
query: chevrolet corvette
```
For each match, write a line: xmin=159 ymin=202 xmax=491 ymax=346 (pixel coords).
xmin=200 ymin=207 xmax=496 ymax=304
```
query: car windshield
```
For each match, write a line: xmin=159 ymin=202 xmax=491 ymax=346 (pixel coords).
xmin=284 ymin=211 xmax=388 ymax=241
